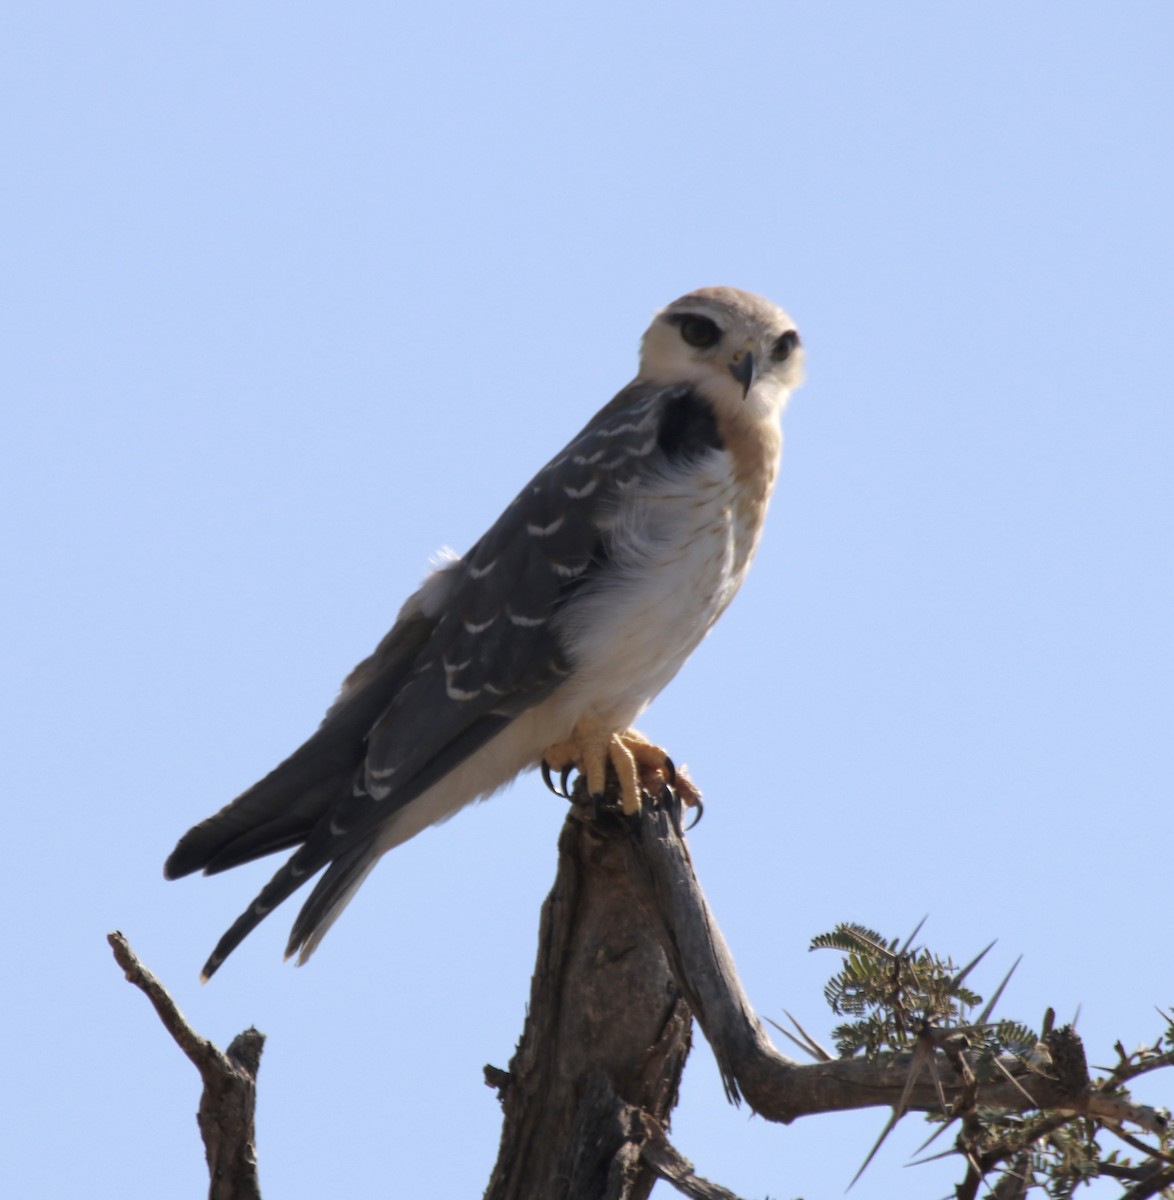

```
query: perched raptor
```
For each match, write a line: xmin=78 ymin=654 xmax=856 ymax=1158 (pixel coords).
xmin=166 ymin=287 xmax=805 ymax=979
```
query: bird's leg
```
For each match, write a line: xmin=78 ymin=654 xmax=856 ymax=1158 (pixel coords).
xmin=543 ymin=717 xmax=636 ymax=813
xmin=542 ymin=723 xmax=702 ymax=818
xmin=621 ymin=729 xmax=703 ymax=817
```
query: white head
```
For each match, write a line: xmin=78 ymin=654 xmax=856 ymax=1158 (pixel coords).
xmin=638 ymin=287 xmax=804 ymax=420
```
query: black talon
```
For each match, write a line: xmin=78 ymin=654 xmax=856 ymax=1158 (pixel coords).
xmin=685 ymin=793 xmax=704 ymax=831
xmin=662 ymin=755 xmax=677 ymax=786
xmin=541 ymin=761 xmax=560 ymax=796
xmin=660 ymin=781 xmax=683 ymax=835
xmin=560 ymin=764 xmax=575 ymax=798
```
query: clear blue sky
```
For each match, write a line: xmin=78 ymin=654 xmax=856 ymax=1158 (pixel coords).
xmin=4 ymin=4 xmax=1172 ymax=1197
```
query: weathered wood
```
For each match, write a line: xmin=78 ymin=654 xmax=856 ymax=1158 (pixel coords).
xmin=483 ymin=800 xmax=693 ymax=1200
xmin=618 ymin=800 xmax=1096 ymax=1124
xmin=108 ymin=932 xmax=264 ymax=1200
xmin=484 ymin=787 xmax=1102 ymax=1199
xmin=112 ymin=778 xmax=1120 ymax=1199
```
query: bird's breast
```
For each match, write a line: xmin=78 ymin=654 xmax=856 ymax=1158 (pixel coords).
xmin=552 ymin=447 xmax=771 ymax=730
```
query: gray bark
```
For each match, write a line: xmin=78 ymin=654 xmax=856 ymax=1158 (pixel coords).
xmin=482 ymin=790 xmax=1095 ymax=1199
xmin=111 ymin=785 xmax=1104 ymax=1199
xmin=108 ymin=931 xmax=263 ymax=1200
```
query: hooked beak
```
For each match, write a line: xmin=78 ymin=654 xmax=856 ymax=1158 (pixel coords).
xmin=729 ymin=349 xmax=755 ymax=398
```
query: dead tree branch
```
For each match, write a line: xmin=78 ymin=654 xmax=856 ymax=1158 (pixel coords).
xmin=619 ymin=795 xmax=1099 ymax=1121
xmin=108 ymin=931 xmax=264 ymax=1200
xmin=113 ymin=779 xmax=1164 ymax=1199
xmin=484 ymin=789 xmax=1108 ymax=1198
xmin=483 ymin=799 xmax=695 ymax=1200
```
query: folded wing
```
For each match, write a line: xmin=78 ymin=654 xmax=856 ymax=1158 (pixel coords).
xmin=166 ymin=381 xmax=687 ymax=978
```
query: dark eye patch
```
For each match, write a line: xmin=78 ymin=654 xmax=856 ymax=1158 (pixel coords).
xmin=771 ymin=330 xmax=801 ymax=362
xmin=675 ymin=314 xmax=722 ymax=349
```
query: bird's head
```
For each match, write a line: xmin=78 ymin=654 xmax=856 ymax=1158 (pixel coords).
xmin=638 ymin=287 xmax=804 ymax=419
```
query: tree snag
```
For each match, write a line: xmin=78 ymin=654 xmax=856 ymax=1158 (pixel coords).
xmin=108 ymin=931 xmax=264 ymax=1200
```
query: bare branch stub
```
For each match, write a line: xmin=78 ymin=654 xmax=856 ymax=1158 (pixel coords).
xmin=108 ymin=931 xmax=264 ymax=1200
xmin=483 ymin=778 xmax=1118 ymax=1198
xmin=483 ymin=795 xmax=693 ymax=1200
xmin=614 ymin=800 xmax=1105 ymax=1125
xmin=640 ymin=1122 xmax=749 ymax=1200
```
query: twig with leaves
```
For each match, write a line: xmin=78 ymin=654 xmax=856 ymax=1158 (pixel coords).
xmin=803 ymin=921 xmax=1173 ymax=1197
xmin=109 ymin=778 xmax=1172 ymax=1199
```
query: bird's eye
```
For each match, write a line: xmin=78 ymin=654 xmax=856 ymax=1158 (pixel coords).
xmin=771 ymin=330 xmax=801 ymax=363
xmin=677 ymin=314 xmax=722 ymax=349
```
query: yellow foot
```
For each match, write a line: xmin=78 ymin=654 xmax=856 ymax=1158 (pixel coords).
xmin=542 ymin=722 xmax=702 ymax=818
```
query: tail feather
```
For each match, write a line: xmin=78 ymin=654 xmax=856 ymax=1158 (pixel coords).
xmin=200 ymin=775 xmax=346 ymax=874
xmin=164 ymin=697 xmax=398 ymax=881
xmin=172 ymin=603 xmax=455 ymax=978
xmin=165 ymin=743 xmax=365 ymax=879
xmin=286 ymin=844 xmax=380 ymax=965
xmin=198 ymin=846 xmax=320 ymax=981
xmin=199 ymin=835 xmax=380 ymax=981
xmin=166 ymin=620 xmax=437 ymax=882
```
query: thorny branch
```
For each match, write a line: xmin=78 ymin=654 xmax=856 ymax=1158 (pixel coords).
xmin=111 ymin=779 xmax=1171 ymax=1199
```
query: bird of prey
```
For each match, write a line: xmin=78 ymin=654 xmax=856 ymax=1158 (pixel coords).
xmin=166 ymin=287 xmax=805 ymax=980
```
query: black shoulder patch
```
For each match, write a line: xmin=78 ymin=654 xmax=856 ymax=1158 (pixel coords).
xmin=656 ymin=391 xmax=724 ymax=464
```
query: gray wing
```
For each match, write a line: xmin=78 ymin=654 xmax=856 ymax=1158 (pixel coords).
xmin=167 ymin=380 xmax=709 ymax=978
